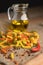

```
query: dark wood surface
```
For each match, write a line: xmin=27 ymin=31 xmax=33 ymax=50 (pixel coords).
xmin=0 ymin=6 xmax=43 ymax=65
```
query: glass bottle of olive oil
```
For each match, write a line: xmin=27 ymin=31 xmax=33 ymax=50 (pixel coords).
xmin=8 ymin=4 xmax=29 ymax=31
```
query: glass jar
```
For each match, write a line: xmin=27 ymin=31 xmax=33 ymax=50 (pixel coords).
xmin=8 ymin=4 xmax=29 ymax=30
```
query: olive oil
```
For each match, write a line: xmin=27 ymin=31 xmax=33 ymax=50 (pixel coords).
xmin=11 ymin=20 xmax=29 ymax=30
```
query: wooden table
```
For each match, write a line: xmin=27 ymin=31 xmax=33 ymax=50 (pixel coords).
xmin=0 ymin=6 xmax=43 ymax=65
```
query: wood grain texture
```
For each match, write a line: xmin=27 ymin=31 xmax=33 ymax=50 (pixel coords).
xmin=25 ymin=53 xmax=43 ymax=65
